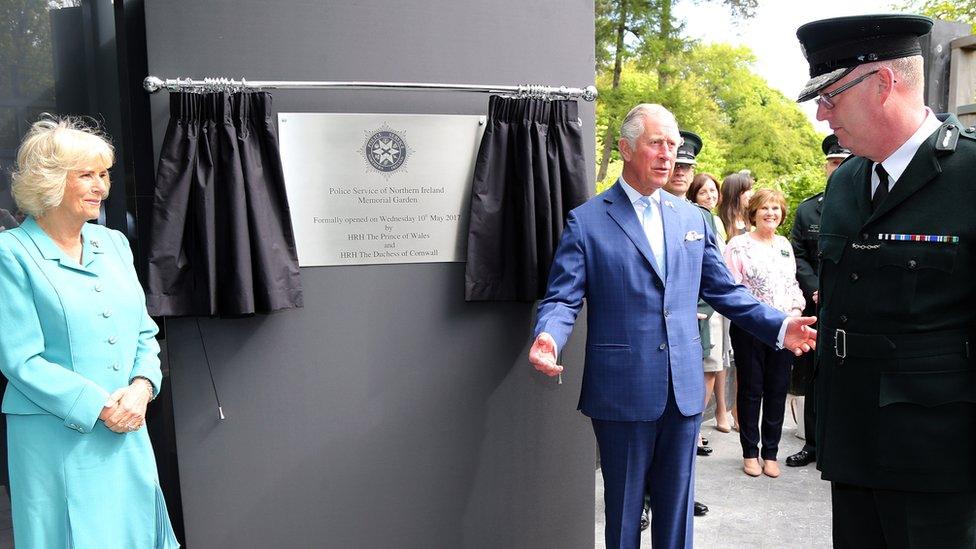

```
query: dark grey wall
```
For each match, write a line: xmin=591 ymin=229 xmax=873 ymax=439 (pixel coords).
xmin=144 ymin=1 xmax=596 ymax=547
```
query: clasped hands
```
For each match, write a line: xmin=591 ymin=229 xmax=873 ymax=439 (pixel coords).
xmin=99 ymin=378 xmax=153 ymax=433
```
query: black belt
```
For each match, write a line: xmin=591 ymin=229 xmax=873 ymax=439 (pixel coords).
xmin=833 ymin=328 xmax=972 ymax=359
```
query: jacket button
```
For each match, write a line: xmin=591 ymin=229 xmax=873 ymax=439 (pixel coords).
xmin=860 ymin=233 xmax=869 ymax=241
xmin=102 ymin=308 xmax=112 ymax=318
xmin=108 ymin=336 xmax=118 ymax=344
xmin=68 ymin=423 xmax=78 ymax=429
xmin=840 ymin=315 xmax=848 ymax=324
xmin=849 ymin=273 xmax=859 ymax=282
xmin=94 ymin=283 xmax=103 ymax=292
xmin=112 ymin=363 xmax=120 ymax=371
xmin=817 ymin=250 xmax=824 ymax=258
xmin=659 ymin=343 xmax=667 ymax=351
xmin=907 ymin=259 xmax=917 ymax=269
xmin=664 ymin=309 xmax=671 ymax=318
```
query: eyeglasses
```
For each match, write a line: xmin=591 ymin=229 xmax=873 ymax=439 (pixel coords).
xmin=815 ymin=70 xmax=879 ymax=109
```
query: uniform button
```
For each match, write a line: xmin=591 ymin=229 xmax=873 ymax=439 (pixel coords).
xmin=907 ymin=259 xmax=917 ymax=270
xmin=108 ymin=336 xmax=118 ymax=345
xmin=860 ymin=233 xmax=869 ymax=241
xmin=817 ymin=250 xmax=824 ymax=259
xmin=112 ymin=363 xmax=120 ymax=371
xmin=849 ymin=273 xmax=859 ymax=282
xmin=840 ymin=315 xmax=848 ymax=324
xmin=94 ymin=283 xmax=103 ymax=292
xmin=658 ymin=343 xmax=667 ymax=351
xmin=102 ymin=308 xmax=112 ymax=318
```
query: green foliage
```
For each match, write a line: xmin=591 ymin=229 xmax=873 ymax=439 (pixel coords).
xmin=595 ymin=41 xmax=825 ymax=236
xmin=895 ymin=0 xmax=976 ymax=31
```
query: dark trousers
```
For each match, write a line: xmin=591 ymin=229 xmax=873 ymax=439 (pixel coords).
xmin=832 ymin=482 xmax=976 ymax=548
xmin=592 ymin=381 xmax=699 ymax=549
xmin=800 ymin=356 xmax=816 ymax=454
xmin=729 ymin=323 xmax=792 ymax=460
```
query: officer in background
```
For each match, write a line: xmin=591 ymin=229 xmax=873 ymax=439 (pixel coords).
xmin=662 ymin=130 xmax=701 ymax=200
xmin=796 ymin=14 xmax=976 ymax=546
xmin=785 ymin=134 xmax=850 ymax=468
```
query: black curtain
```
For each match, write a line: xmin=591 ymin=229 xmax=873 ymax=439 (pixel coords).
xmin=464 ymin=96 xmax=589 ymax=302
xmin=147 ymin=92 xmax=303 ymax=316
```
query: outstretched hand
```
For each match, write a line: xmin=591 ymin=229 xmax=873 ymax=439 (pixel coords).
xmin=784 ymin=316 xmax=817 ymax=356
xmin=529 ymin=332 xmax=563 ymax=377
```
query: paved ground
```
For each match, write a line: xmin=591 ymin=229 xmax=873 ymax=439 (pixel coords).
xmin=595 ymin=403 xmax=832 ymax=548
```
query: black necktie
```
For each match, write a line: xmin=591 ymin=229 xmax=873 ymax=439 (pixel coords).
xmin=872 ymin=164 xmax=889 ymax=213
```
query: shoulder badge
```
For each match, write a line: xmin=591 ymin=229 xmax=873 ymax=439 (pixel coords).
xmin=960 ymin=125 xmax=976 ymax=143
xmin=936 ymin=123 xmax=960 ymax=151
xmin=800 ymin=191 xmax=824 ymax=204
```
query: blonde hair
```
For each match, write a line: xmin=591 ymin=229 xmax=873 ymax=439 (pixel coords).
xmin=11 ymin=116 xmax=114 ymax=218
xmin=746 ymin=188 xmax=788 ymax=227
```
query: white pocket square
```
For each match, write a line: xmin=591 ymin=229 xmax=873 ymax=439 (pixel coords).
xmin=684 ymin=231 xmax=704 ymax=241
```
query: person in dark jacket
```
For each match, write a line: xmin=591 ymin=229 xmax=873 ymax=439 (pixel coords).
xmin=796 ymin=13 xmax=976 ymax=547
xmin=785 ymin=135 xmax=850 ymax=468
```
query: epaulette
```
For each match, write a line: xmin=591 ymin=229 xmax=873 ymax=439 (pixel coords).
xmin=935 ymin=122 xmax=962 ymax=151
xmin=959 ymin=124 xmax=976 ymax=143
xmin=799 ymin=191 xmax=824 ymax=204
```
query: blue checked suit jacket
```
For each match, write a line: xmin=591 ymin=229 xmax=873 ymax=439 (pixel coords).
xmin=535 ymin=181 xmax=785 ymax=421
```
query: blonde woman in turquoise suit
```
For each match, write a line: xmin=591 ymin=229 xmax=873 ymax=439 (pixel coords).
xmin=0 ymin=118 xmax=179 ymax=548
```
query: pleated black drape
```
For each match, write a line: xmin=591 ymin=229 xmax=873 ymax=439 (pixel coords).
xmin=147 ymin=92 xmax=303 ymax=316
xmin=465 ymin=96 xmax=589 ymax=301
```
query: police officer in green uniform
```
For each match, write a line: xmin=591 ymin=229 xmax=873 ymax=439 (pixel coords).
xmin=785 ymin=135 xmax=850 ymax=468
xmin=796 ymin=14 xmax=976 ymax=546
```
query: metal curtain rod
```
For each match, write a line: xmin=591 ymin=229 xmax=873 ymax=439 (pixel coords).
xmin=143 ymin=76 xmax=598 ymax=101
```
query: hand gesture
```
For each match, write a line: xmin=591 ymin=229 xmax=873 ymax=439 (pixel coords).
xmin=529 ymin=332 xmax=563 ymax=377
xmin=784 ymin=316 xmax=818 ymax=356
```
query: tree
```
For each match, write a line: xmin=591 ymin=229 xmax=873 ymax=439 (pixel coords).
xmin=896 ymin=0 xmax=976 ymax=31
xmin=594 ymin=0 xmax=759 ymax=183
xmin=593 ymin=41 xmax=824 ymax=235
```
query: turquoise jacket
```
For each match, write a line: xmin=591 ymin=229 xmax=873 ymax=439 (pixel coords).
xmin=0 ymin=217 xmax=162 ymax=430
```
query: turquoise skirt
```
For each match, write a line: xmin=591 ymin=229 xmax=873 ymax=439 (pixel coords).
xmin=7 ymin=413 xmax=179 ymax=548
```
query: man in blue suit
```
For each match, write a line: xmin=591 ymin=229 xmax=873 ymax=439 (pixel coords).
xmin=529 ymin=103 xmax=817 ymax=549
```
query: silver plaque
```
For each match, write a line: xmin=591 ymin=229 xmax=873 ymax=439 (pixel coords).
xmin=279 ymin=113 xmax=486 ymax=266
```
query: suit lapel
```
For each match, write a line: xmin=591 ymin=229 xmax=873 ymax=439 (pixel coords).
xmin=605 ymin=183 xmax=664 ymax=281
xmin=19 ymin=217 xmax=99 ymax=275
xmin=660 ymin=193 xmax=682 ymax=284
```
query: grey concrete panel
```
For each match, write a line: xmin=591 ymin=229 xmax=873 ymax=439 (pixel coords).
xmin=145 ymin=1 xmax=596 ymax=546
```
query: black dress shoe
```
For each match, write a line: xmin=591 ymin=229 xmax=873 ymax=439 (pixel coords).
xmin=640 ymin=507 xmax=649 ymax=531
xmin=785 ymin=449 xmax=816 ymax=467
xmin=697 ymin=445 xmax=713 ymax=456
xmin=694 ymin=501 xmax=708 ymax=516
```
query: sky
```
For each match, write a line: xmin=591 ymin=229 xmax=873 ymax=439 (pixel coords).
xmin=672 ymin=0 xmax=898 ymax=134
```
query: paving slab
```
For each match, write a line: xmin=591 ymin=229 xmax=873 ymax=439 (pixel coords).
xmin=596 ymin=405 xmax=832 ymax=548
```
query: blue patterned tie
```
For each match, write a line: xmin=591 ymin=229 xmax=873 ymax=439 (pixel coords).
xmin=638 ymin=196 xmax=666 ymax=280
